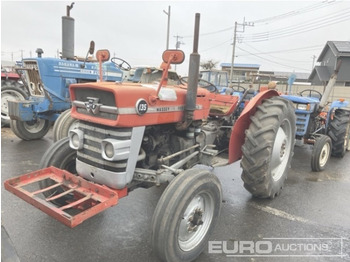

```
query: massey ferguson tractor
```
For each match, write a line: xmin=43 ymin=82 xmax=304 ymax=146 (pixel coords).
xmin=4 ymin=14 xmax=296 ymax=262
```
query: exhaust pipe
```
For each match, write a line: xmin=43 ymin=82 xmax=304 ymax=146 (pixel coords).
xmin=62 ymin=3 xmax=75 ymax=59
xmin=319 ymin=59 xmax=342 ymax=110
xmin=177 ymin=13 xmax=201 ymax=130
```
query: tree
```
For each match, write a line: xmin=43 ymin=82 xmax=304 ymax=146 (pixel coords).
xmin=200 ymin=59 xmax=218 ymax=70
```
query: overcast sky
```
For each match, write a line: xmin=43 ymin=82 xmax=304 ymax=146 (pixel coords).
xmin=1 ymin=0 xmax=350 ymax=75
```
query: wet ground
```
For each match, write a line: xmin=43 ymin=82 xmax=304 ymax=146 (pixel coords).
xmin=1 ymin=126 xmax=350 ymax=262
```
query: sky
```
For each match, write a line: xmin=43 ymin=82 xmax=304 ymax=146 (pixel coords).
xmin=1 ymin=0 xmax=350 ymax=76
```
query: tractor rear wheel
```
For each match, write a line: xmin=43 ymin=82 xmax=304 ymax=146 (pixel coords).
xmin=39 ymin=137 xmax=77 ymax=205
xmin=311 ymin=135 xmax=332 ymax=172
xmin=151 ymin=168 xmax=222 ymax=262
xmin=328 ymin=109 xmax=350 ymax=157
xmin=241 ymin=96 xmax=296 ymax=199
xmin=53 ymin=109 xmax=79 ymax=142
xmin=10 ymin=118 xmax=51 ymax=140
xmin=1 ymin=86 xmax=28 ymax=127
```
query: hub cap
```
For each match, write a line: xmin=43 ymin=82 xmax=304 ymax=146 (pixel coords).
xmin=23 ymin=119 xmax=46 ymax=133
xmin=271 ymin=120 xmax=292 ymax=182
xmin=178 ymin=192 xmax=214 ymax=251
xmin=319 ymin=142 xmax=330 ymax=167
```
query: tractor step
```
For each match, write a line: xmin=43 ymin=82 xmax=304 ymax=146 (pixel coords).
xmin=4 ymin=166 xmax=127 ymax=228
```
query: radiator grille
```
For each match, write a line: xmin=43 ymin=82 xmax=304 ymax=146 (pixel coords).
xmin=23 ymin=61 xmax=44 ymax=96
xmin=77 ymin=121 xmax=132 ymax=172
xmin=74 ymin=88 xmax=117 ymax=120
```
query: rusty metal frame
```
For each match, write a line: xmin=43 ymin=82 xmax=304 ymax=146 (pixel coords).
xmin=4 ymin=166 xmax=127 ymax=228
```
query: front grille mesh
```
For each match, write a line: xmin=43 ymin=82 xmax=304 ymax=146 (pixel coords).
xmin=23 ymin=61 xmax=44 ymax=96
xmin=77 ymin=121 xmax=132 ymax=172
xmin=74 ymin=88 xmax=117 ymax=120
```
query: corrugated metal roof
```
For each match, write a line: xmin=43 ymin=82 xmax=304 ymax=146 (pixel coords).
xmin=220 ymin=63 xmax=260 ymax=68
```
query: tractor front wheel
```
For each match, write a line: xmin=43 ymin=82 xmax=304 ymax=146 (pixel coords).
xmin=151 ymin=168 xmax=222 ymax=262
xmin=39 ymin=137 xmax=77 ymax=205
xmin=241 ymin=96 xmax=296 ymax=198
xmin=10 ymin=118 xmax=51 ymax=140
xmin=311 ymin=135 xmax=332 ymax=172
xmin=53 ymin=109 xmax=79 ymax=142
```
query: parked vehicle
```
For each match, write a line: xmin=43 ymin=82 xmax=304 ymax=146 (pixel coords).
xmin=282 ymin=61 xmax=350 ymax=171
xmin=7 ymin=4 xmax=124 ymax=140
xmin=4 ymin=14 xmax=296 ymax=262
xmin=1 ymin=69 xmax=28 ymax=127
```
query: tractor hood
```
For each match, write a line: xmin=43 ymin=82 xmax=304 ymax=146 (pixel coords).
xmin=69 ymin=82 xmax=212 ymax=127
xmin=281 ymin=95 xmax=319 ymax=104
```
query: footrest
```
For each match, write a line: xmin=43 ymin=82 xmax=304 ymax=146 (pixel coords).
xmin=4 ymin=166 xmax=126 ymax=228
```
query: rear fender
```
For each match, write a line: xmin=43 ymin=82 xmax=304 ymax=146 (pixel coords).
xmin=228 ymin=89 xmax=279 ymax=164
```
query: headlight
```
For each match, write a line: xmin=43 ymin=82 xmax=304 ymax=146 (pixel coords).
xmin=69 ymin=129 xmax=84 ymax=150
xmin=101 ymin=139 xmax=131 ymax=161
xmin=297 ymin=104 xmax=309 ymax=111
xmin=104 ymin=142 xmax=115 ymax=158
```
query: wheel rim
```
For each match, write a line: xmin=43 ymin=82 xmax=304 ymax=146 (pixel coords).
xmin=1 ymin=89 xmax=25 ymax=121
xmin=178 ymin=192 xmax=214 ymax=252
xmin=345 ymin=122 xmax=350 ymax=151
xmin=270 ymin=119 xmax=292 ymax=182
xmin=319 ymin=142 xmax=330 ymax=167
xmin=23 ymin=119 xmax=46 ymax=133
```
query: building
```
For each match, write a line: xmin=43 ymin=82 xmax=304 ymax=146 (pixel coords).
xmin=220 ymin=63 xmax=260 ymax=82
xmin=220 ymin=63 xmax=309 ymax=84
xmin=308 ymin=41 xmax=350 ymax=86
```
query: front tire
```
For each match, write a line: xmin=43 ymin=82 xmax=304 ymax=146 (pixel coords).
xmin=311 ymin=135 xmax=332 ymax=172
xmin=39 ymin=137 xmax=77 ymax=205
xmin=151 ymin=168 xmax=222 ymax=262
xmin=53 ymin=109 xmax=79 ymax=142
xmin=328 ymin=109 xmax=350 ymax=157
xmin=241 ymin=96 xmax=296 ymax=198
xmin=10 ymin=118 xmax=51 ymax=140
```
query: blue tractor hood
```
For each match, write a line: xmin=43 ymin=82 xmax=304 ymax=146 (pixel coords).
xmin=282 ymin=95 xmax=319 ymax=104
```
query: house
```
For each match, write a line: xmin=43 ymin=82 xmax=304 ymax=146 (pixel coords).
xmin=220 ymin=63 xmax=260 ymax=82
xmin=308 ymin=41 xmax=350 ymax=86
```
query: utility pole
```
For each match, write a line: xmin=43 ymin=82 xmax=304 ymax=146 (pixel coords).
xmin=20 ymin=50 xmax=24 ymax=60
xmin=229 ymin=22 xmax=238 ymax=87
xmin=173 ymin=35 xmax=184 ymax=70
xmin=174 ymin=35 xmax=184 ymax=50
xmin=229 ymin=18 xmax=254 ymax=86
xmin=163 ymin=6 xmax=171 ymax=50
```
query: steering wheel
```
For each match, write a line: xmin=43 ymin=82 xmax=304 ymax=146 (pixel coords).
xmin=111 ymin=57 xmax=131 ymax=71
xmin=299 ymin=89 xmax=322 ymax=100
xmin=232 ymin=85 xmax=246 ymax=93
xmin=180 ymin=77 xmax=218 ymax=93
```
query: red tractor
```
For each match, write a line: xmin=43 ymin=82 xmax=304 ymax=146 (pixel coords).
xmin=5 ymin=14 xmax=296 ymax=262
xmin=1 ymin=69 xmax=28 ymax=126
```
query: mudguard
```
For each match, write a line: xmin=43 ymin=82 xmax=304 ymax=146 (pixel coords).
xmin=228 ymin=89 xmax=279 ymax=163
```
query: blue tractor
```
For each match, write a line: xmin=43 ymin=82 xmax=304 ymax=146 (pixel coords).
xmin=7 ymin=3 xmax=126 ymax=140
xmin=282 ymin=61 xmax=350 ymax=171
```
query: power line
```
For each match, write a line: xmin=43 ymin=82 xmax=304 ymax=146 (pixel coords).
xmin=240 ymin=9 xmax=350 ymax=42
xmin=243 ymin=43 xmax=313 ymax=63
xmin=237 ymin=46 xmax=311 ymax=72
xmin=251 ymin=1 xmax=338 ymax=24
xmin=182 ymin=1 xmax=340 ymax=39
